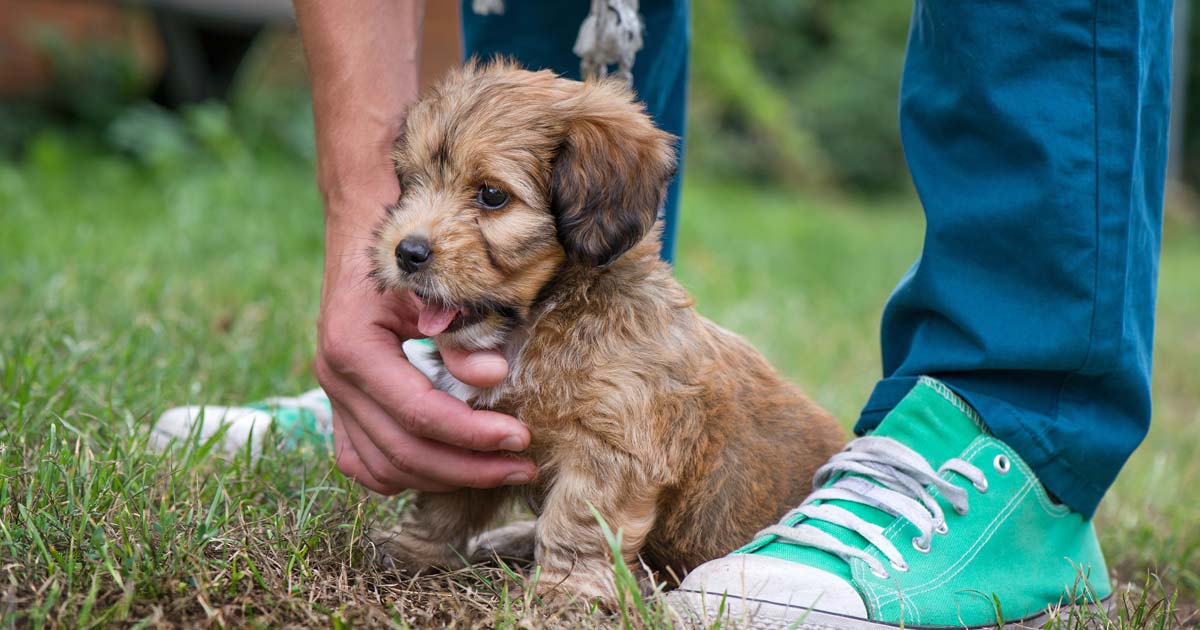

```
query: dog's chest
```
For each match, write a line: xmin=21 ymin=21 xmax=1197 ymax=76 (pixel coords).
xmin=430 ymin=300 xmax=658 ymax=444
xmin=468 ymin=360 xmax=540 ymax=420
xmin=466 ymin=349 xmax=589 ymax=444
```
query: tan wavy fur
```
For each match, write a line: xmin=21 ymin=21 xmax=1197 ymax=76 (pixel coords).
xmin=368 ymin=60 xmax=845 ymax=608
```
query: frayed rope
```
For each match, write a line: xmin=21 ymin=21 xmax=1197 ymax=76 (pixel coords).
xmin=471 ymin=0 xmax=643 ymax=83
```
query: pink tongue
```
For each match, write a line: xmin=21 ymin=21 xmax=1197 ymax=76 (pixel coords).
xmin=417 ymin=302 xmax=460 ymax=337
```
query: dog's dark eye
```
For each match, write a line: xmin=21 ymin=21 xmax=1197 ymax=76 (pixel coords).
xmin=477 ymin=184 xmax=509 ymax=210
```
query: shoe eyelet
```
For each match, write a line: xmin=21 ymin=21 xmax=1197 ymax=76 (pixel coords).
xmin=891 ymin=560 xmax=909 ymax=572
xmin=974 ymin=478 xmax=989 ymax=493
xmin=994 ymin=454 xmax=1011 ymax=475
xmin=935 ymin=521 xmax=949 ymax=535
xmin=911 ymin=537 xmax=931 ymax=554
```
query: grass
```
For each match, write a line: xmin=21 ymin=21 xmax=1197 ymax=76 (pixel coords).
xmin=1 ymin=132 xmax=1197 ymax=628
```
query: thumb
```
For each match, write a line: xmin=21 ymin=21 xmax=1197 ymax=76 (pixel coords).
xmin=437 ymin=341 xmax=509 ymax=387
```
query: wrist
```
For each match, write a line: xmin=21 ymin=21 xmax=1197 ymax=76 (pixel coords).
xmin=316 ymin=119 xmax=404 ymax=208
xmin=320 ymin=175 xmax=401 ymax=223
xmin=321 ymin=192 xmax=394 ymax=286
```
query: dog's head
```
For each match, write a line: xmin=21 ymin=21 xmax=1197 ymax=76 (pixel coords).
xmin=371 ymin=60 xmax=676 ymax=350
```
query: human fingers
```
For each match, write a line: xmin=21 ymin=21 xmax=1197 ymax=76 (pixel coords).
xmin=437 ymin=341 xmax=509 ymax=388
xmin=331 ymin=399 xmax=455 ymax=493
xmin=319 ymin=328 xmax=529 ymax=453
xmin=328 ymin=379 xmax=536 ymax=489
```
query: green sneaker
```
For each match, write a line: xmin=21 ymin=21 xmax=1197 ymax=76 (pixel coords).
xmin=669 ymin=377 xmax=1112 ymax=629
xmin=151 ymin=388 xmax=333 ymax=458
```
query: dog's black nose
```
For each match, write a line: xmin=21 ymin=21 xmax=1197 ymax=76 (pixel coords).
xmin=396 ymin=237 xmax=432 ymax=272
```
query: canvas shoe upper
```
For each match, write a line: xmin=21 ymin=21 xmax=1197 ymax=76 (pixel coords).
xmin=669 ymin=377 xmax=1112 ymax=629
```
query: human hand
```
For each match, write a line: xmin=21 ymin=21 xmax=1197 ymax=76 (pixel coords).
xmin=294 ymin=0 xmax=525 ymax=495
xmin=315 ymin=223 xmax=536 ymax=494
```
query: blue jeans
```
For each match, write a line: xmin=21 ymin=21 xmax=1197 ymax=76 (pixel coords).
xmin=461 ymin=0 xmax=689 ymax=262
xmin=463 ymin=1 xmax=1170 ymax=518
xmin=857 ymin=0 xmax=1171 ymax=518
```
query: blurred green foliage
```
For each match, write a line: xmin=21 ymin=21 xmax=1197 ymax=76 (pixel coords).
xmin=0 ymin=27 xmax=314 ymax=168
xmin=10 ymin=3 xmax=1200 ymax=200
xmin=689 ymin=0 xmax=913 ymax=191
xmin=4 ymin=3 xmax=918 ymax=192
xmin=0 ymin=29 xmax=142 ymax=157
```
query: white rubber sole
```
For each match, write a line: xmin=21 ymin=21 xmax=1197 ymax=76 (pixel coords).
xmin=668 ymin=589 xmax=1115 ymax=630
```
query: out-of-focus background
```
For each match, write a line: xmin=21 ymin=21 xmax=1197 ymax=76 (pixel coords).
xmin=8 ymin=0 xmax=1200 ymax=194
xmin=1 ymin=1 xmax=1196 ymax=627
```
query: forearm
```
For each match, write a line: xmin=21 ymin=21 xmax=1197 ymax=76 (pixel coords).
xmin=294 ymin=0 xmax=425 ymax=234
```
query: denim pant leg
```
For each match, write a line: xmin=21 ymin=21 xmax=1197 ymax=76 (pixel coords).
xmin=460 ymin=0 xmax=690 ymax=263
xmin=857 ymin=0 xmax=1172 ymax=517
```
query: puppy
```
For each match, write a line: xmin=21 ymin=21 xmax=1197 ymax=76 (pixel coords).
xmin=369 ymin=60 xmax=845 ymax=607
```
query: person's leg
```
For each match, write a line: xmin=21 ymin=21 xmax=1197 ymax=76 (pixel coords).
xmin=460 ymin=0 xmax=689 ymax=263
xmin=858 ymin=0 xmax=1170 ymax=519
xmin=670 ymin=2 xmax=1170 ymax=627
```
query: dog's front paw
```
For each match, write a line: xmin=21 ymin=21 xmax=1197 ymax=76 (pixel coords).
xmin=536 ymin=568 xmax=622 ymax=611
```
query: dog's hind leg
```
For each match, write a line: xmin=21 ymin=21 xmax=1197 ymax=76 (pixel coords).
xmin=372 ymin=488 xmax=511 ymax=572
xmin=467 ymin=519 xmax=537 ymax=563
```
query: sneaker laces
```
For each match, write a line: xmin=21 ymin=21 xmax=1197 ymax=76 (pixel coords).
xmin=755 ymin=436 xmax=987 ymax=579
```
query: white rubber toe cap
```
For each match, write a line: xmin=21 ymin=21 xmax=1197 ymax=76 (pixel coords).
xmin=669 ymin=554 xmax=867 ymax=628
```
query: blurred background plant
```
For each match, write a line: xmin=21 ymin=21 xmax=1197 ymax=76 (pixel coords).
xmin=3 ymin=0 xmax=1200 ymax=205
xmin=688 ymin=0 xmax=912 ymax=190
xmin=0 ymin=0 xmax=311 ymax=168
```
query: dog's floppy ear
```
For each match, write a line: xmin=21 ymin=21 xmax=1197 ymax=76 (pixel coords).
xmin=550 ymin=80 xmax=676 ymax=267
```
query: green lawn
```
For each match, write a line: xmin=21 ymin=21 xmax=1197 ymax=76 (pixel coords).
xmin=1 ymin=134 xmax=1197 ymax=628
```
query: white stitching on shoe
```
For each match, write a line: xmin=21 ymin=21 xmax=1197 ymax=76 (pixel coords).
xmin=917 ymin=376 xmax=986 ymax=431
xmin=840 ymin=434 xmax=988 ymax=619
xmin=999 ymin=441 xmax=1071 ymax=517
xmin=956 ymin=439 xmax=1068 ymax=520
xmin=874 ymin=465 xmax=1034 ymax=606
xmin=858 ymin=438 xmax=990 ymax=616
xmin=872 ymin=443 xmax=1026 ymax=606
xmin=880 ymin=479 xmax=1034 ymax=607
